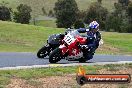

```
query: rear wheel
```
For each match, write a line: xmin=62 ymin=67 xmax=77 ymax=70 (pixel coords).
xmin=37 ymin=45 xmax=50 ymax=58
xmin=49 ymin=48 xmax=62 ymax=63
xmin=79 ymin=53 xmax=93 ymax=63
xmin=79 ymin=57 xmax=87 ymax=63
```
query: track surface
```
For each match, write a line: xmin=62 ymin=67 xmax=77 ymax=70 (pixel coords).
xmin=0 ymin=52 xmax=132 ymax=68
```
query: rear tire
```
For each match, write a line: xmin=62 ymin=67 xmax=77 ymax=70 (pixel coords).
xmin=49 ymin=48 xmax=62 ymax=63
xmin=79 ymin=52 xmax=94 ymax=63
xmin=37 ymin=46 xmax=49 ymax=58
xmin=79 ymin=57 xmax=87 ymax=63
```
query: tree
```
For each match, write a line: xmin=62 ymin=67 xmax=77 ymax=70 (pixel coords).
xmin=54 ymin=0 xmax=79 ymax=28
xmin=84 ymin=2 xmax=108 ymax=30
xmin=13 ymin=4 xmax=32 ymax=24
xmin=97 ymin=0 xmax=102 ymax=4
xmin=48 ymin=10 xmax=54 ymax=17
xmin=127 ymin=2 xmax=132 ymax=23
xmin=0 ymin=5 xmax=11 ymax=21
xmin=74 ymin=20 xmax=85 ymax=29
xmin=118 ymin=0 xmax=129 ymax=6
xmin=114 ymin=3 xmax=123 ymax=15
xmin=42 ymin=7 xmax=47 ymax=15
xmin=105 ymin=1 xmax=132 ymax=33
xmin=77 ymin=10 xmax=87 ymax=20
xmin=105 ymin=13 xmax=122 ymax=32
xmin=127 ymin=2 xmax=132 ymax=16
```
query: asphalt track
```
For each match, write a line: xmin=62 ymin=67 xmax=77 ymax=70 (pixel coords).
xmin=0 ymin=52 xmax=132 ymax=69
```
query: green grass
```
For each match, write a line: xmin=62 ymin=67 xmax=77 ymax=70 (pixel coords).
xmin=0 ymin=21 xmax=64 ymax=52
xmin=0 ymin=65 xmax=99 ymax=87
xmin=102 ymin=32 xmax=132 ymax=54
xmin=30 ymin=20 xmax=57 ymax=28
xmin=0 ymin=63 xmax=132 ymax=87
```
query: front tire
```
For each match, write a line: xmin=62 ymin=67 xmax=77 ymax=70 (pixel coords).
xmin=49 ymin=48 xmax=62 ymax=63
xmin=37 ymin=45 xmax=50 ymax=58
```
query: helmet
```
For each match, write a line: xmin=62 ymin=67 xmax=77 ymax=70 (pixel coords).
xmin=89 ymin=21 xmax=99 ymax=29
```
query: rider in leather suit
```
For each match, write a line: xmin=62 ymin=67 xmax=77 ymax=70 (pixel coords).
xmin=77 ymin=21 xmax=101 ymax=60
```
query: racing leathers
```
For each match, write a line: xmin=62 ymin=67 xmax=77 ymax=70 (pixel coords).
xmin=77 ymin=28 xmax=101 ymax=60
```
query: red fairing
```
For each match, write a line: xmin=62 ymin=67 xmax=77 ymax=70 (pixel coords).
xmin=59 ymin=32 xmax=87 ymax=57
xmin=68 ymin=40 xmax=80 ymax=56
xmin=76 ymin=35 xmax=87 ymax=45
xmin=67 ymin=36 xmax=87 ymax=56
xmin=62 ymin=45 xmax=68 ymax=55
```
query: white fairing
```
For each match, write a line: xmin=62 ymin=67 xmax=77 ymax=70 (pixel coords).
xmin=99 ymin=39 xmax=104 ymax=46
xmin=67 ymin=51 xmax=83 ymax=59
xmin=63 ymin=33 xmax=76 ymax=45
xmin=59 ymin=44 xmax=65 ymax=48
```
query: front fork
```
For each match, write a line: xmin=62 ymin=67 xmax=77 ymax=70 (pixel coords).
xmin=44 ymin=44 xmax=52 ymax=53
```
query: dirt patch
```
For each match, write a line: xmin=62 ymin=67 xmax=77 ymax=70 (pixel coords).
xmin=6 ymin=74 xmax=78 ymax=88
xmin=6 ymin=77 xmax=35 ymax=88
xmin=6 ymin=68 xmax=132 ymax=88
xmin=37 ymin=74 xmax=78 ymax=88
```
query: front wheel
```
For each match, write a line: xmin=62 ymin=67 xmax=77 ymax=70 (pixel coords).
xmin=49 ymin=48 xmax=62 ymax=63
xmin=37 ymin=45 xmax=50 ymax=58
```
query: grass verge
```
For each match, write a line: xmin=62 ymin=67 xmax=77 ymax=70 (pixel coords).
xmin=0 ymin=21 xmax=64 ymax=52
xmin=0 ymin=63 xmax=132 ymax=87
xmin=101 ymin=32 xmax=132 ymax=55
xmin=30 ymin=20 xmax=56 ymax=28
xmin=0 ymin=65 xmax=99 ymax=87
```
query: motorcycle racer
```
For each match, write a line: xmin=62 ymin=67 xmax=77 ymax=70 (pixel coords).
xmin=77 ymin=21 xmax=101 ymax=60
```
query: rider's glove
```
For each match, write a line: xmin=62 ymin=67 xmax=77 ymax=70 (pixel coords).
xmin=80 ymin=45 xmax=89 ymax=50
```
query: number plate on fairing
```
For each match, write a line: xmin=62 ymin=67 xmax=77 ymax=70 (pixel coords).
xmin=63 ymin=34 xmax=76 ymax=45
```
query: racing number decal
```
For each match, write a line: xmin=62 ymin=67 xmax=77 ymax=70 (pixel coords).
xmin=64 ymin=34 xmax=75 ymax=45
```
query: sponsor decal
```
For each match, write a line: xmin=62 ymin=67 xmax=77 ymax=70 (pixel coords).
xmin=76 ymin=66 xmax=131 ymax=85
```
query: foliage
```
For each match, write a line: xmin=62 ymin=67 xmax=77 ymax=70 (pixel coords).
xmin=105 ymin=0 xmax=132 ymax=33
xmin=127 ymin=2 xmax=132 ymax=16
xmin=105 ymin=13 xmax=122 ymax=32
xmin=0 ymin=5 xmax=11 ymax=21
xmin=42 ymin=7 xmax=47 ymax=15
xmin=127 ymin=2 xmax=132 ymax=23
xmin=54 ymin=0 xmax=79 ymax=28
xmin=48 ymin=10 xmax=54 ymax=17
xmin=84 ymin=2 xmax=108 ymax=30
xmin=77 ymin=10 xmax=87 ymax=21
xmin=13 ymin=4 xmax=32 ymax=24
xmin=114 ymin=3 xmax=123 ymax=15
xmin=118 ymin=0 xmax=129 ymax=6
xmin=74 ymin=20 xmax=85 ymax=29
xmin=97 ymin=0 xmax=102 ymax=4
